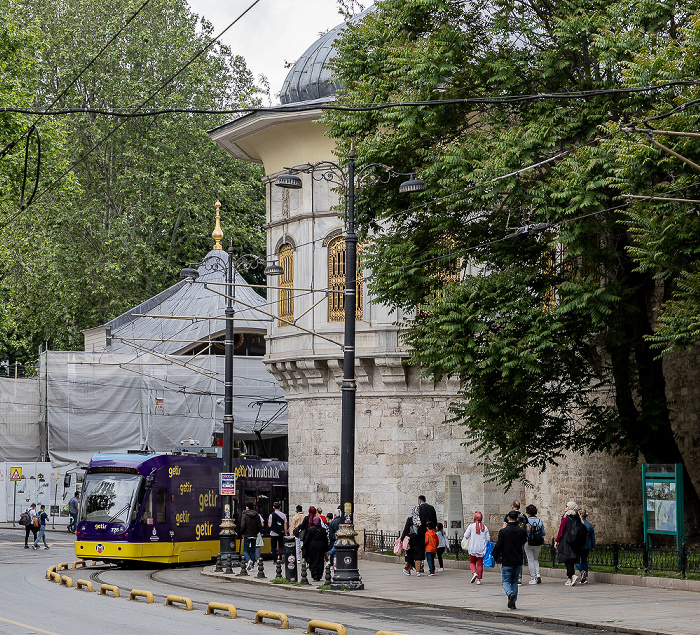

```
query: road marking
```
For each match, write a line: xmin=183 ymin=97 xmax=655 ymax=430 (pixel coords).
xmin=0 ymin=617 xmax=61 ymax=635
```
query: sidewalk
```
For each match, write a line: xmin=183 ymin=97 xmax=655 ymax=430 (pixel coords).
xmin=203 ymin=555 xmax=699 ymax=635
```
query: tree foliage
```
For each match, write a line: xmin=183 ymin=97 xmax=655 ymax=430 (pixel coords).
xmin=1 ymin=0 xmax=265 ymax=361
xmin=325 ymin=0 xmax=700 ymax=501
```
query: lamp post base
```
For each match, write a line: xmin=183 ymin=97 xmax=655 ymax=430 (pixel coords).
xmin=330 ymin=523 xmax=364 ymax=591
xmin=217 ymin=517 xmax=238 ymax=574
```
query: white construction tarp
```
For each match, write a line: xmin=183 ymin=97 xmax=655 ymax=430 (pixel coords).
xmin=0 ymin=378 xmax=42 ymax=461
xmin=45 ymin=350 xmax=286 ymax=467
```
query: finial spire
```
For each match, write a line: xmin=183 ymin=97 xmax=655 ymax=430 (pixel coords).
xmin=212 ymin=200 xmax=223 ymax=250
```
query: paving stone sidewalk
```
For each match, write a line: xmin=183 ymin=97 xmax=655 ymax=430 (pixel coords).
xmin=204 ymin=556 xmax=698 ymax=635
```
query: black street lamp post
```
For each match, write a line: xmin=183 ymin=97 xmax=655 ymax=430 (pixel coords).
xmin=275 ymin=151 xmax=424 ymax=590
xmin=181 ymin=243 xmax=280 ymax=574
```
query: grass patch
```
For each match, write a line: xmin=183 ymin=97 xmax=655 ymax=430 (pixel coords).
xmin=269 ymin=577 xmax=300 ymax=586
xmin=316 ymin=584 xmax=331 ymax=591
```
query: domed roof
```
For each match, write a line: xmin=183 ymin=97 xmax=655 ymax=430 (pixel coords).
xmin=279 ymin=8 xmax=373 ymax=105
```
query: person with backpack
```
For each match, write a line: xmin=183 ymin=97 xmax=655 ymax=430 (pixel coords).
xmin=575 ymin=508 xmax=596 ymax=584
xmin=524 ymin=504 xmax=546 ymax=584
xmin=21 ymin=503 xmax=38 ymax=548
xmin=268 ymin=501 xmax=288 ymax=561
xmin=555 ymin=500 xmax=587 ymax=586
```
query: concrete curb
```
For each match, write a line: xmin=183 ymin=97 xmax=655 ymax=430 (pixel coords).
xmin=361 ymin=551 xmax=700 ymax=592
xmin=199 ymin=565 xmax=674 ymax=635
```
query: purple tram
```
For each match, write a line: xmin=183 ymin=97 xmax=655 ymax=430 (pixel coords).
xmin=74 ymin=450 xmax=288 ymax=565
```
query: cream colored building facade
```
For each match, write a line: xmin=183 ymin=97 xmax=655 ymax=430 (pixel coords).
xmin=210 ymin=19 xmax=642 ymax=541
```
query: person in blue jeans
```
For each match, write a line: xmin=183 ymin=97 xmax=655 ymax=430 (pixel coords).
xmin=575 ymin=508 xmax=596 ymax=583
xmin=492 ymin=510 xmax=527 ymax=609
xmin=32 ymin=505 xmax=50 ymax=550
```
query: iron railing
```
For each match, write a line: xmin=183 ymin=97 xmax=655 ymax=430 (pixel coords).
xmin=363 ymin=531 xmax=698 ymax=579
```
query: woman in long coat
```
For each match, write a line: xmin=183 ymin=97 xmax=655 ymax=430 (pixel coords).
xmin=400 ymin=514 xmax=421 ymax=576
xmin=302 ymin=516 xmax=328 ymax=581
xmin=555 ymin=500 xmax=584 ymax=585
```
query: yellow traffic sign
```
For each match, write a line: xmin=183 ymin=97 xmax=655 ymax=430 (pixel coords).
xmin=10 ymin=467 xmax=22 ymax=481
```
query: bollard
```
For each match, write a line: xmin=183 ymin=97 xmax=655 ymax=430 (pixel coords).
xmin=57 ymin=562 xmax=69 ymax=571
xmin=46 ymin=565 xmax=57 ymax=579
xmin=60 ymin=575 xmax=73 ymax=588
xmin=239 ymin=556 xmax=248 ymax=576
xmin=207 ymin=602 xmax=237 ymax=618
xmin=165 ymin=595 xmax=193 ymax=611
xmin=257 ymin=557 xmax=266 ymax=579
xmin=48 ymin=571 xmax=61 ymax=583
xmin=214 ymin=552 xmax=223 ymax=572
xmin=72 ymin=560 xmax=86 ymax=569
xmin=255 ymin=610 xmax=290 ymax=629
xmin=76 ymin=579 xmax=94 ymax=592
xmin=324 ymin=561 xmax=332 ymax=585
xmin=99 ymin=584 xmax=120 ymax=598
xmin=275 ymin=559 xmax=283 ymax=579
xmin=224 ymin=552 xmax=234 ymax=575
xmin=129 ymin=589 xmax=154 ymax=603
xmin=300 ymin=559 xmax=310 ymax=585
xmin=307 ymin=619 xmax=347 ymax=635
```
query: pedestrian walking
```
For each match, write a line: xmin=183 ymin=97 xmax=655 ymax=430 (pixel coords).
xmin=524 ymin=503 xmax=546 ymax=584
xmin=492 ymin=510 xmax=527 ymax=609
xmin=302 ymin=516 xmax=329 ymax=581
xmin=555 ymin=500 xmax=586 ymax=586
xmin=424 ymin=521 xmax=439 ymax=576
xmin=463 ymin=511 xmax=491 ymax=585
xmin=289 ymin=504 xmax=305 ymax=563
xmin=268 ymin=501 xmax=288 ymax=561
xmin=240 ymin=502 xmax=262 ymax=570
xmin=502 ymin=500 xmax=528 ymax=585
xmin=436 ymin=522 xmax=449 ymax=571
xmin=328 ymin=512 xmax=342 ymax=561
xmin=22 ymin=503 xmax=38 ymax=548
xmin=68 ymin=491 xmax=80 ymax=533
xmin=414 ymin=495 xmax=437 ymax=575
xmin=400 ymin=514 xmax=420 ymax=576
xmin=575 ymin=508 xmax=596 ymax=584
xmin=32 ymin=505 xmax=50 ymax=550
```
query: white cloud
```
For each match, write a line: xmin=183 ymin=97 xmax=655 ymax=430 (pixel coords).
xmin=188 ymin=0 xmax=345 ymax=103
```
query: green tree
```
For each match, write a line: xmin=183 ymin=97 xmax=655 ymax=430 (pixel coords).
xmin=1 ymin=0 xmax=265 ymax=360
xmin=325 ymin=0 xmax=700 ymax=525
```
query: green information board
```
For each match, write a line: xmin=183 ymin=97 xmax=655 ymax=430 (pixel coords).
xmin=642 ymin=463 xmax=684 ymax=550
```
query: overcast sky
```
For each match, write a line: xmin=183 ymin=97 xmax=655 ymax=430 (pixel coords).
xmin=187 ymin=0 xmax=349 ymax=103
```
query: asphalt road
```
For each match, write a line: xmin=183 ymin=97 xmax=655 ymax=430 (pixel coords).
xmin=0 ymin=528 xmax=607 ymax=635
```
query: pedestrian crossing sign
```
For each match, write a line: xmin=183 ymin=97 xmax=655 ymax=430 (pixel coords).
xmin=10 ymin=467 xmax=22 ymax=481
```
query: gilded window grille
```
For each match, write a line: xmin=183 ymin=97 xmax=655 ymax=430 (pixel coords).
xmin=419 ymin=238 xmax=461 ymax=315
xmin=543 ymin=241 xmax=578 ymax=310
xmin=278 ymin=243 xmax=294 ymax=326
xmin=328 ymin=236 xmax=363 ymax=322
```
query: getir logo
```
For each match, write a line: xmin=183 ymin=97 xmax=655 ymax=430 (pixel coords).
xmin=168 ymin=466 xmax=182 ymax=478
xmin=195 ymin=521 xmax=213 ymax=540
xmin=199 ymin=490 xmax=218 ymax=512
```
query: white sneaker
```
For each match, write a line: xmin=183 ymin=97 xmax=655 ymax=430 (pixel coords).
xmin=565 ymin=579 xmax=572 ymax=586
xmin=528 ymin=579 xmax=537 ymax=585
xmin=247 ymin=560 xmax=254 ymax=570
xmin=571 ymin=575 xmax=579 ymax=586
xmin=415 ymin=572 xmax=421 ymax=577
xmin=438 ymin=568 xmax=444 ymax=572
xmin=476 ymin=579 xmax=481 ymax=585
xmin=470 ymin=572 xmax=478 ymax=583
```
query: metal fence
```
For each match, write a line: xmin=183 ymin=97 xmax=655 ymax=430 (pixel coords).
xmin=363 ymin=530 xmax=699 ymax=579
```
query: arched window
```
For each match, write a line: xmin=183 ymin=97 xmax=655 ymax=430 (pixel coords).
xmin=278 ymin=243 xmax=294 ymax=326
xmin=327 ymin=236 xmax=363 ymax=322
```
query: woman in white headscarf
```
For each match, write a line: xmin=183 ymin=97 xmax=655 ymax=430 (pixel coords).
xmin=463 ymin=511 xmax=490 ymax=584
xmin=555 ymin=500 xmax=585 ymax=586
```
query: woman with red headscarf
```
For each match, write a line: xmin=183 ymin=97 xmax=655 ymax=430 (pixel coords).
xmin=463 ymin=512 xmax=491 ymax=584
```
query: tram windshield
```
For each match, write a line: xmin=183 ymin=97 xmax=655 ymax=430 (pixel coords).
xmin=80 ymin=473 xmax=143 ymax=524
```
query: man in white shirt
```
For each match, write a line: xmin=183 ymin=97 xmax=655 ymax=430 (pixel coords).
xmin=268 ymin=501 xmax=288 ymax=561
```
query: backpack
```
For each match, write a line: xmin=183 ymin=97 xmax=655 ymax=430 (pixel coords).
xmin=570 ymin=516 xmax=588 ymax=549
xmin=19 ymin=510 xmax=31 ymax=526
xmin=270 ymin=512 xmax=285 ymax=535
xmin=528 ymin=518 xmax=544 ymax=546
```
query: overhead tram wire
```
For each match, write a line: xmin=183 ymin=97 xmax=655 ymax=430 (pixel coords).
xmin=0 ymin=0 xmax=264 ymax=231
xmin=4 ymin=80 xmax=700 ymax=119
xmin=0 ymin=0 xmax=155 ymax=162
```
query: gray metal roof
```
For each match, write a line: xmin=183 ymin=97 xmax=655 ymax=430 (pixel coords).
xmin=103 ymin=249 xmax=271 ymax=355
xmin=279 ymin=7 xmax=374 ymax=105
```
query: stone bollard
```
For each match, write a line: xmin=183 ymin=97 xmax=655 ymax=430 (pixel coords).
xmin=257 ymin=557 xmax=266 ymax=579
xmin=300 ymin=559 xmax=310 ymax=585
xmin=214 ymin=553 xmax=223 ymax=572
xmin=224 ymin=553 xmax=234 ymax=575
xmin=324 ymin=561 xmax=332 ymax=585
xmin=275 ymin=559 xmax=283 ymax=579
xmin=239 ymin=556 xmax=248 ymax=576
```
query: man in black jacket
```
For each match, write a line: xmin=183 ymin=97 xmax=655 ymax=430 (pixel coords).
xmin=493 ymin=510 xmax=527 ymax=609
xmin=414 ymin=495 xmax=437 ymax=575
